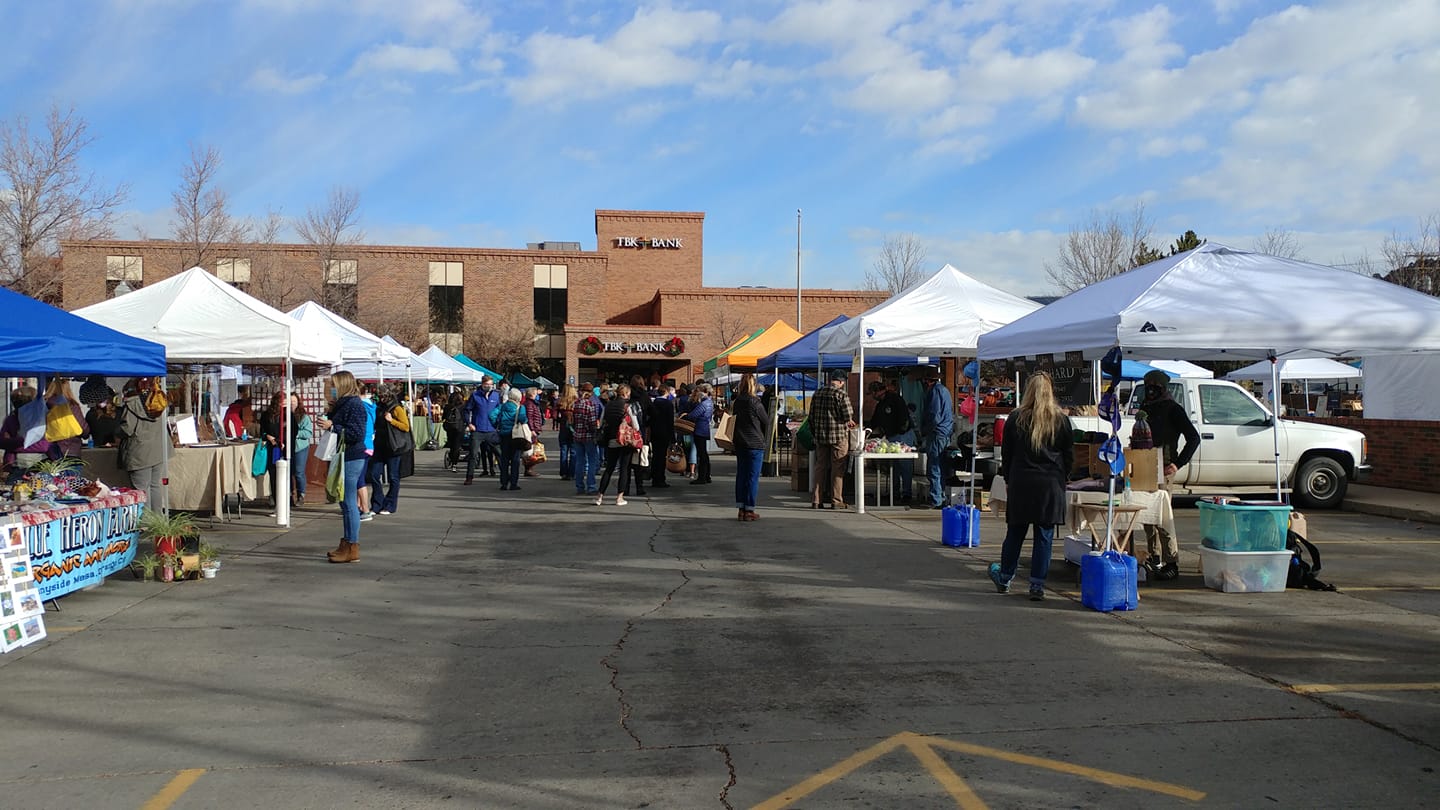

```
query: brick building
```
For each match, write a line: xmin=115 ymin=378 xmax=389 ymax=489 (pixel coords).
xmin=59 ymin=209 xmax=888 ymax=385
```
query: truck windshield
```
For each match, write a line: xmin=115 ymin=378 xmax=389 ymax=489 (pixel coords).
xmin=1199 ymin=384 xmax=1270 ymax=426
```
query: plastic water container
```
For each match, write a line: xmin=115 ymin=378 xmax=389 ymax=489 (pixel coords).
xmin=1199 ymin=546 xmax=1291 ymax=593
xmin=941 ymin=505 xmax=980 ymax=548
xmin=1080 ymin=550 xmax=1138 ymax=612
xmin=1198 ymin=501 xmax=1292 ymax=552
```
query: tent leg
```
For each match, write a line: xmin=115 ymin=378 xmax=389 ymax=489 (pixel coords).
xmin=856 ymin=343 xmax=865 ymax=515
xmin=1272 ymin=357 xmax=1284 ymax=502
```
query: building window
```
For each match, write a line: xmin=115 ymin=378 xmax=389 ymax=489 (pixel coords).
xmin=428 ymin=261 xmax=464 ymax=343
xmin=323 ymin=259 xmax=358 ymax=319
xmin=217 ymin=257 xmax=252 ymax=293
xmin=533 ymin=263 xmax=568 ymax=334
xmin=105 ymin=255 xmax=143 ymax=297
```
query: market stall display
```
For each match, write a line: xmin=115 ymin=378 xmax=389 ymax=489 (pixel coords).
xmin=82 ymin=444 xmax=270 ymax=513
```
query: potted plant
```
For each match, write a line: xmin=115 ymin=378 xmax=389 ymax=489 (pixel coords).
xmin=157 ymin=550 xmax=181 ymax=583
xmin=139 ymin=510 xmax=199 ymax=557
xmin=131 ymin=553 xmax=160 ymax=582
xmin=198 ymin=542 xmax=222 ymax=579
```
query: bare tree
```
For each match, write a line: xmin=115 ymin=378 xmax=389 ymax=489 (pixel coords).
xmin=1380 ymin=213 xmax=1440 ymax=295
xmin=1044 ymin=203 xmax=1156 ymax=294
xmin=711 ymin=300 xmax=751 ymax=348
xmin=295 ymin=186 xmax=364 ymax=317
xmin=464 ymin=310 xmax=538 ymax=374
xmin=0 ymin=106 xmax=127 ymax=303
xmin=170 ymin=144 xmax=246 ymax=270
xmin=1253 ymin=227 xmax=1302 ymax=259
xmin=244 ymin=209 xmax=302 ymax=309
xmin=863 ymin=233 xmax=928 ymax=293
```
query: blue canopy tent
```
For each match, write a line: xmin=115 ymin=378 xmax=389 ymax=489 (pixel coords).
xmin=508 ymin=371 xmax=539 ymax=388
xmin=756 ymin=315 xmax=924 ymax=371
xmin=0 ymin=286 xmax=167 ymax=376
xmin=452 ymin=353 xmax=503 ymax=382
xmin=1105 ymin=359 xmax=1171 ymax=381
xmin=759 ymin=372 xmax=818 ymax=391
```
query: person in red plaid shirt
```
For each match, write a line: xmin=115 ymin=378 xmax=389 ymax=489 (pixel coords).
xmin=810 ymin=370 xmax=857 ymax=509
xmin=569 ymin=384 xmax=602 ymax=494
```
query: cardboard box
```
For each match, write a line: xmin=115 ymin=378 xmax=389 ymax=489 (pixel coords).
xmin=1125 ymin=447 xmax=1163 ymax=492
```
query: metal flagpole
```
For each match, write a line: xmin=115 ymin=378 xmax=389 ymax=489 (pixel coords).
xmin=796 ymin=208 xmax=803 ymax=333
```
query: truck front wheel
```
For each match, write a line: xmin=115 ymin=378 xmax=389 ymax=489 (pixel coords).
xmin=1294 ymin=457 xmax=1347 ymax=509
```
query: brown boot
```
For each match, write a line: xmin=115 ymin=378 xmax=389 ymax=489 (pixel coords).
xmin=327 ymin=541 xmax=359 ymax=563
xmin=327 ymin=538 xmax=347 ymax=559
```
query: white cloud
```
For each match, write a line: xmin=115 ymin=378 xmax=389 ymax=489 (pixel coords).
xmin=508 ymin=6 xmax=723 ymax=103
xmin=1139 ymin=134 xmax=1206 ymax=158
xmin=350 ymin=44 xmax=460 ymax=76
xmin=560 ymin=146 xmax=598 ymax=163
xmin=246 ymin=66 xmax=325 ymax=94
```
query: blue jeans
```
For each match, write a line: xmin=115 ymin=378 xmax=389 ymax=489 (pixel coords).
xmin=367 ymin=455 xmax=401 ymax=513
xmin=998 ymin=523 xmax=1056 ymax=587
xmin=291 ymin=446 xmax=310 ymax=502
xmin=734 ymin=448 xmax=764 ymax=510
xmin=559 ymin=439 xmax=574 ymax=477
xmin=340 ymin=457 xmax=366 ymax=542
xmin=924 ymin=436 xmax=950 ymax=506
xmin=574 ymin=440 xmax=600 ymax=492
xmin=888 ymin=430 xmax=915 ymax=497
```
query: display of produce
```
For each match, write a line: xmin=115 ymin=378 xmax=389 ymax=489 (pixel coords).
xmin=1 ymin=458 xmax=114 ymax=516
xmin=861 ymin=438 xmax=916 ymax=454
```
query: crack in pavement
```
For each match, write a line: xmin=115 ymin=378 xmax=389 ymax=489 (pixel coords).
xmin=601 ymin=497 xmax=695 ymax=752
xmin=375 ymin=519 xmax=456 ymax=582
xmin=716 ymin=744 xmax=737 ymax=810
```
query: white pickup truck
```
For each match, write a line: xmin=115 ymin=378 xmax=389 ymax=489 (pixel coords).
xmin=1064 ymin=377 xmax=1369 ymax=509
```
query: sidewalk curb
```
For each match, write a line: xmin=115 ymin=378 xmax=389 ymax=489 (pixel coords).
xmin=1341 ymin=501 xmax=1440 ymax=525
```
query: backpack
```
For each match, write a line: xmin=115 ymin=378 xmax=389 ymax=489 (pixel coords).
xmin=1286 ymin=530 xmax=1336 ymax=591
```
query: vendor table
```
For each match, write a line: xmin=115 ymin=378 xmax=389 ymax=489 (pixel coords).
xmin=858 ymin=452 xmax=918 ymax=508
xmin=2 ymin=490 xmax=146 ymax=600
xmin=82 ymin=443 xmax=272 ymax=513
xmin=1067 ymin=489 xmax=1178 ymax=566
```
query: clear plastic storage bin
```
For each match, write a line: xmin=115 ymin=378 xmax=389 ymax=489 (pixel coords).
xmin=1198 ymin=500 xmax=1292 ymax=552
xmin=1199 ymin=546 xmax=1291 ymax=593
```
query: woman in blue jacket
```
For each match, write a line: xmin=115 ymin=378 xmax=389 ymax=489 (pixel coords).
xmin=682 ymin=384 xmax=714 ymax=485
xmin=316 ymin=371 xmax=368 ymax=563
xmin=492 ymin=388 xmax=528 ymax=491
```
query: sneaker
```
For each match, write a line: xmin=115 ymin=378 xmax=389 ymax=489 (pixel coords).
xmin=1029 ymin=586 xmax=1045 ymax=601
xmin=615 ymin=496 xmax=628 ymax=506
xmin=1156 ymin=562 xmax=1180 ymax=581
xmin=377 ymin=510 xmax=392 ymax=515
xmin=359 ymin=513 xmax=374 ymax=522
xmin=594 ymin=495 xmax=604 ymax=506
xmin=988 ymin=563 xmax=1009 ymax=594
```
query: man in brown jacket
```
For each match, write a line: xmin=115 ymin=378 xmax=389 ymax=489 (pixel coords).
xmin=809 ymin=370 xmax=856 ymax=509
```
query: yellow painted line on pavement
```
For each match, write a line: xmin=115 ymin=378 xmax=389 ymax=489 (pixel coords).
xmin=1335 ymin=586 xmax=1440 ymax=591
xmin=46 ymin=625 xmax=88 ymax=633
xmin=751 ymin=735 xmax=905 ymax=810
xmin=921 ymin=735 xmax=1207 ymax=802
xmin=140 ymin=768 xmax=205 ymax=810
xmin=1291 ymin=682 xmax=1440 ymax=695
xmin=902 ymin=735 xmax=990 ymax=809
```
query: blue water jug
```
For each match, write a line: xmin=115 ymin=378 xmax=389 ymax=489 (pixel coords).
xmin=1080 ymin=550 xmax=1138 ymax=612
xmin=941 ymin=505 xmax=980 ymax=548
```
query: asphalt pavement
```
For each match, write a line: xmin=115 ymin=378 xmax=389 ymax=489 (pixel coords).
xmin=0 ymin=451 xmax=1437 ymax=809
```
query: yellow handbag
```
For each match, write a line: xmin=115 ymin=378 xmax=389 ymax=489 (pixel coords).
xmin=45 ymin=404 xmax=84 ymax=442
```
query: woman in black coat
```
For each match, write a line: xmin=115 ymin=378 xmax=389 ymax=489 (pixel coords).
xmin=731 ymin=373 xmax=770 ymax=521
xmin=595 ymin=383 xmax=640 ymax=506
xmin=988 ymin=372 xmax=1073 ymax=601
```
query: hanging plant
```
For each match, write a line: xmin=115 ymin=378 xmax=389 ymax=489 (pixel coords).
xmin=663 ymin=336 xmax=685 ymax=357
xmin=578 ymin=336 xmax=602 ymax=356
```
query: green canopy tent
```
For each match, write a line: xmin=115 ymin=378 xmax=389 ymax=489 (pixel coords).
xmin=453 ymin=353 xmax=503 ymax=382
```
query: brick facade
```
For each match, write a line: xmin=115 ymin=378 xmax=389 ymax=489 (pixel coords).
xmin=1295 ymin=416 xmax=1440 ymax=493
xmin=58 ymin=209 xmax=888 ymax=385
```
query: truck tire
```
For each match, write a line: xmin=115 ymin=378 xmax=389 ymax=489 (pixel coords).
xmin=1294 ymin=456 xmax=1347 ymax=509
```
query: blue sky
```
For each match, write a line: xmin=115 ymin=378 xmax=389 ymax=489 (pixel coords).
xmin=3 ymin=0 xmax=1436 ymax=295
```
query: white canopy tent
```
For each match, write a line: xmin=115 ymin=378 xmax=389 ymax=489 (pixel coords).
xmin=76 ymin=267 xmax=345 ymax=527
xmin=816 ymin=263 xmax=1042 ymax=513
xmin=416 ymin=346 xmax=485 ymax=384
xmin=340 ymin=336 xmax=454 ymax=384
xmin=1225 ymin=357 xmax=1362 ymax=381
xmin=979 ymin=243 xmax=1440 ymax=503
xmin=1147 ymin=360 xmax=1212 ymax=378
xmin=1362 ymin=354 xmax=1440 ymax=419
xmin=288 ymin=301 xmax=410 ymax=366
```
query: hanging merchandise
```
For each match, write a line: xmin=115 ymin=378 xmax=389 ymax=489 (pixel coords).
xmin=1130 ymin=410 xmax=1154 ymax=449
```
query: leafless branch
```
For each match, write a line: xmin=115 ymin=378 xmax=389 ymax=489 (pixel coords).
xmin=1253 ymin=227 xmax=1303 ymax=259
xmin=863 ymin=233 xmax=928 ymax=293
xmin=1044 ymin=203 xmax=1155 ymax=294
xmin=295 ymin=186 xmax=364 ymax=316
xmin=0 ymin=105 xmax=128 ymax=302
xmin=170 ymin=143 xmax=244 ymax=270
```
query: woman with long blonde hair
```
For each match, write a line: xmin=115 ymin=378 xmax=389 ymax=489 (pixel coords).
xmin=730 ymin=373 xmax=770 ymax=521
xmin=557 ymin=384 xmax=578 ymax=481
xmin=988 ymin=372 xmax=1074 ymax=601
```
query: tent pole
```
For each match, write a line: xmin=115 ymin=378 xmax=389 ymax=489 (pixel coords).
xmin=856 ymin=341 xmax=865 ymax=515
xmin=1272 ymin=357 xmax=1284 ymax=502
xmin=969 ymin=359 xmax=978 ymax=508
xmin=277 ymin=360 xmax=292 ymax=528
